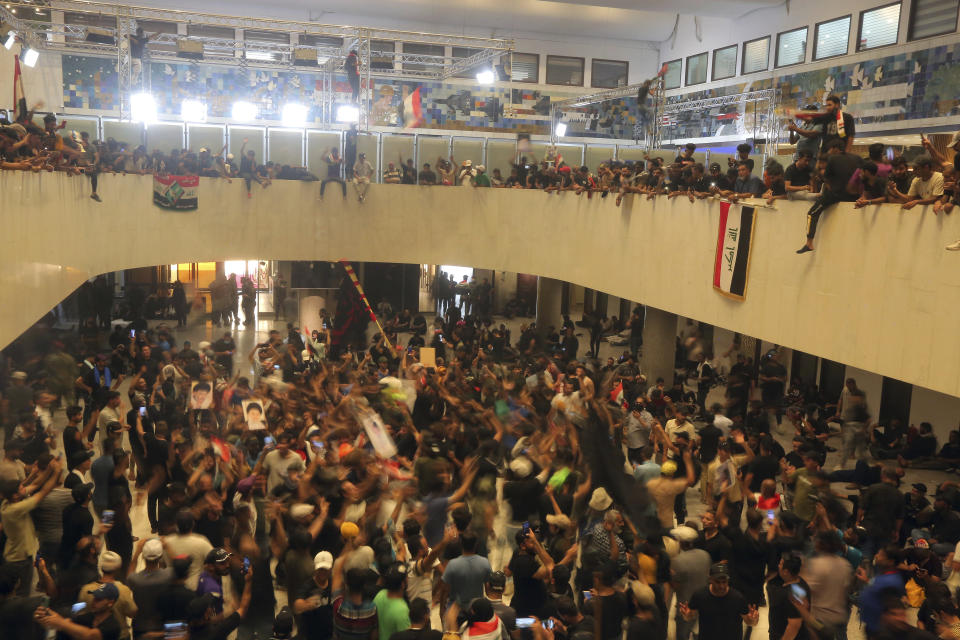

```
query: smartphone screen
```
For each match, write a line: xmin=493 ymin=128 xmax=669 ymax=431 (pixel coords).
xmin=522 ymin=521 xmax=530 ymax=536
xmin=242 ymin=557 xmax=251 ymax=575
xmin=583 ymin=590 xmax=592 ymax=601
xmin=790 ymin=583 xmax=806 ymax=600
xmin=102 ymin=510 xmax=115 ymax=525
xmin=139 ymin=406 xmax=147 ymax=417
xmin=264 ymin=436 xmax=275 ymax=446
xmin=71 ymin=602 xmax=87 ymax=615
xmin=545 ymin=619 xmax=555 ymax=630
xmin=767 ymin=509 xmax=775 ymax=523
xmin=516 ymin=618 xmax=536 ymax=629
xmin=164 ymin=622 xmax=188 ymax=640
xmin=130 ymin=329 xmax=136 ymax=338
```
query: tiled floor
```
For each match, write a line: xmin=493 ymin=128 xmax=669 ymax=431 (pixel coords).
xmin=41 ymin=308 xmax=944 ymax=638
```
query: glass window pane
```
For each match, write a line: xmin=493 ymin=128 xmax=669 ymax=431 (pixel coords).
xmin=742 ymin=37 xmax=770 ymax=73
xmin=196 ymin=262 xmax=217 ymax=290
xmin=585 ymin=145 xmax=615 ymax=172
xmin=452 ymin=139 xmax=482 ymax=167
xmin=663 ymin=59 xmax=682 ymax=89
xmin=712 ymin=45 xmax=738 ymax=80
xmin=556 ymin=144 xmax=583 ymax=168
xmin=546 ymin=55 xmax=584 ymax=86
xmin=909 ymin=0 xmax=959 ymax=39
xmin=370 ymin=40 xmax=395 ymax=71
xmin=65 ymin=117 xmax=100 ymax=144
xmin=417 ymin=136 xmax=451 ymax=173
xmin=617 ymin=146 xmax=647 ymax=163
xmin=382 ymin=134 xmax=415 ymax=172
xmin=267 ymin=129 xmax=303 ymax=167
xmin=510 ymin=53 xmax=539 ymax=83
xmin=102 ymin=121 xmax=143 ymax=147
xmin=452 ymin=47 xmax=483 ymax=78
xmin=145 ymin=123 xmax=183 ymax=154
xmin=485 ymin=140 xmax=516 ymax=180
xmin=228 ymin=127 xmax=264 ymax=160
xmin=357 ymin=133 xmax=379 ymax=178
xmin=299 ymin=34 xmax=343 ymax=47
xmin=776 ymin=27 xmax=808 ymax=67
xmin=592 ymin=59 xmax=628 ymax=88
xmin=187 ymin=24 xmax=234 ymax=39
xmin=187 ymin=125 xmax=225 ymax=157
xmin=306 ymin=131 xmax=341 ymax=176
xmin=685 ymin=52 xmax=708 ymax=85
xmin=815 ymin=17 xmax=851 ymax=59
xmin=403 ymin=43 xmax=444 ymax=72
xmin=859 ymin=3 xmax=901 ymax=50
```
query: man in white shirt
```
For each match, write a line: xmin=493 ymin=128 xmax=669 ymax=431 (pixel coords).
xmin=665 ymin=409 xmax=697 ymax=445
xmin=896 ymin=155 xmax=943 ymax=210
xmin=97 ymin=391 xmax=125 ymax=452
xmin=711 ymin=404 xmax=734 ymax=437
xmin=163 ymin=510 xmax=213 ymax=590
xmin=550 ymin=380 xmax=584 ymax=424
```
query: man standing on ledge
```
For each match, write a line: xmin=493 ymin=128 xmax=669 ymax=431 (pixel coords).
xmin=797 ymin=139 xmax=861 ymax=254
xmin=791 ymin=95 xmax=856 ymax=153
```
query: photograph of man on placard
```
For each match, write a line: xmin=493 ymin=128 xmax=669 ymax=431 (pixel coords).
xmin=243 ymin=399 xmax=268 ymax=431
xmin=190 ymin=381 xmax=212 ymax=409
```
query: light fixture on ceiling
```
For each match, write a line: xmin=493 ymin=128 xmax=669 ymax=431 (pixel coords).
xmin=336 ymin=104 xmax=359 ymax=123
xmin=555 ymin=122 xmax=567 ymax=137
xmin=476 ymin=69 xmax=495 ymax=84
xmin=22 ymin=47 xmax=39 ymax=67
xmin=3 ymin=31 xmax=15 ymax=50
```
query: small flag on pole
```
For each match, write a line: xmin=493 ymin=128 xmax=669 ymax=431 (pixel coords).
xmin=339 ymin=260 xmax=392 ymax=348
xmin=403 ymin=87 xmax=423 ymax=129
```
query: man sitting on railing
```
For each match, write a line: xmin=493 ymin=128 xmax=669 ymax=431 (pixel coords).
xmin=718 ymin=161 xmax=764 ymax=202
xmin=796 ymin=139 xmax=862 ymax=254
xmin=887 ymin=154 xmax=943 ymax=211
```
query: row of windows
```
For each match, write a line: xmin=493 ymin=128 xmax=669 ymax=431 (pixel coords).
xmin=504 ymin=53 xmax=628 ymax=88
xmin=660 ymin=0 xmax=959 ymax=89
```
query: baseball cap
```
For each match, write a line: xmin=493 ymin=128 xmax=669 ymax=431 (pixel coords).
xmin=71 ymin=482 xmax=95 ymax=502
xmin=661 ymin=460 xmax=678 ymax=476
xmin=186 ymin=594 xmax=215 ymax=620
xmin=487 ymin=571 xmax=506 ymax=591
xmin=589 ymin=487 xmax=613 ymax=511
xmin=313 ymin=551 xmax=334 ymax=571
xmin=912 ymin=483 xmax=928 ymax=494
xmin=709 ymin=563 xmax=730 ymax=578
xmin=69 ymin=450 xmax=94 ymax=467
xmin=143 ymin=538 xmax=164 ymax=561
xmin=91 ymin=582 xmax=120 ymax=601
xmin=340 ymin=521 xmax=360 ymax=539
xmin=205 ymin=548 xmax=232 ymax=564
xmin=100 ymin=551 xmax=122 ymax=572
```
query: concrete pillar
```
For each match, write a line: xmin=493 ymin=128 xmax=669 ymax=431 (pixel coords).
xmin=536 ymin=276 xmax=563 ymax=331
xmin=641 ymin=307 xmax=677 ymax=386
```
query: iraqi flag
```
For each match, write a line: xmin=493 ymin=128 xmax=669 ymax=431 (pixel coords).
xmin=713 ymin=201 xmax=757 ymax=300
xmin=403 ymin=86 xmax=423 ymax=129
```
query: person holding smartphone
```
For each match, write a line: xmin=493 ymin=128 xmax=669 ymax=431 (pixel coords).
xmin=767 ymin=555 xmax=810 ymax=640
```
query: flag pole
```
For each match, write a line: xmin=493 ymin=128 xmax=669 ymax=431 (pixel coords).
xmin=338 ymin=260 xmax=393 ymax=350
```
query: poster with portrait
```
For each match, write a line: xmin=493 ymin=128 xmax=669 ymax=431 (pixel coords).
xmin=190 ymin=381 xmax=213 ymax=409
xmin=243 ymin=399 xmax=270 ymax=431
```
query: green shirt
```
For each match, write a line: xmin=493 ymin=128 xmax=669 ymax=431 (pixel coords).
xmin=791 ymin=468 xmax=815 ymax=521
xmin=473 ymin=173 xmax=491 ymax=187
xmin=373 ymin=589 xmax=410 ymax=640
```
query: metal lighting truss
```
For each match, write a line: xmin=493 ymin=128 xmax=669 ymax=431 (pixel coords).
xmin=550 ymin=76 xmax=666 ymax=149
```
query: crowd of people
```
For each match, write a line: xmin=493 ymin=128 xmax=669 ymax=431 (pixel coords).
xmin=2 ymin=263 xmax=960 ymax=640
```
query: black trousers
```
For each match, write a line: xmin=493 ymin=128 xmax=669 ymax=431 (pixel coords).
xmin=806 ymin=190 xmax=858 ymax=239
xmin=321 ymin=178 xmax=346 ymax=196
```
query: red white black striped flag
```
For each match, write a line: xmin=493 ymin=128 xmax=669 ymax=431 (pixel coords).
xmin=713 ymin=202 xmax=756 ymax=300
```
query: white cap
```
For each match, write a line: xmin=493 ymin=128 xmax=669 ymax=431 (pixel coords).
xmin=589 ymin=487 xmax=613 ymax=511
xmin=100 ymin=551 xmax=122 ymax=572
xmin=290 ymin=503 xmax=314 ymax=519
xmin=314 ymin=550 xmax=334 ymax=570
xmin=509 ymin=457 xmax=533 ymax=478
xmin=143 ymin=538 xmax=164 ymax=561
xmin=670 ymin=526 xmax=699 ymax=543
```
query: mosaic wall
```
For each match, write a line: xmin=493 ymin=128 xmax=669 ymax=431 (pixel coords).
xmin=60 ymin=42 xmax=960 ymax=140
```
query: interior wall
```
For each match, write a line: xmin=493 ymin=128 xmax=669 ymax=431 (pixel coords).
xmin=910 ymin=386 xmax=960 ymax=443
xmin=5 ymin=174 xmax=960 ymax=402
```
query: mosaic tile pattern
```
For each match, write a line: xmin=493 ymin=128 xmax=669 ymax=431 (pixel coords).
xmin=59 ymin=43 xmax=960 ymax=139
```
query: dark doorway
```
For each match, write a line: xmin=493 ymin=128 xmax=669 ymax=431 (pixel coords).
xmin=819 ymin=359 xmax=846 ymax=405
xmin=879 ymin=377 xmax=913 ymax=426
xmin=790 ymin=351 xmax=819 ymax=390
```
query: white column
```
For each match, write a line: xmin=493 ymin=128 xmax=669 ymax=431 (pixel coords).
xmin=536 ymin=276 xmax=563 ymax=331
xmin=641 ymin=307 xmax=677 ymax=386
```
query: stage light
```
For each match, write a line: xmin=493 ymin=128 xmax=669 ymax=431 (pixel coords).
xmin=4 ymin=31 xmax=15 ymax=50
xmin=555 ymin=122 xmax=567 ymax=137
xmin=282 ymin=103 xmax=308 ymax=126
xmin=336 ymin=104 xmax=359 ymax=123
xmin=131 ymin=92 xmax=157 ymax=123
xmin=22 ymin=47 xmax=38 ymax=67
xmin=476 ymin=69 xmax=495 ymax=84
xmin=181 ymin=99 xmax=207 ymax=122
xmin=232 ymin=101 xmax=258 ymax=122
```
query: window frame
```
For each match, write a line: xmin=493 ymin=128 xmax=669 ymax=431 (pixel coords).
xmin=711 ymin=44 xmax=738 ymax=81
xmin=684 ymin=51 xmax=709 ymax=86
xmin=510 ymin=52 xmax=540 ymax=84
xmin=813 ymin=15 xmax=852 ymax=60
xmin=856 ymin=1 xmax=902 ymax=52
xmin=741 ymin=35 xmax=771 ymax=74
xmin=774 ymin=26 xmax=809 ymax=68
xmin=663 ymin=58 xmax=682 ymax=90
xmin=907 ymin=0 xmax=960 ymax=41
xmin=590 ymin=58 xmax=629 ymax=89
xmin=545 ymin=54 xmax=585 ymax=87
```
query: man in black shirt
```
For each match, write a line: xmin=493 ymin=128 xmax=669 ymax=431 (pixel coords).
xmin=784 ymin=152 xmax=814 ymax=196
xmin=679 ymin=564 xmax=758 ymax=640
xmin=186 ymin=567 xmax=253 ymax=640
xmin=419 ymin=163 xmax=436 ymax=185
xmin=797 ymin=139 xmax=861 ymax=253
xmin=707 ymin=162 xmax=732 ymax=192
xmin=767 ymin=555 xmax=809 ymax=640
xmin=805 ymin=95 xmax=856 ymax=152
xmin=855 ymin=162 xmax=888 ymax=208
xmin=390 ymin=597 xmax=442 ymax=640
xmin=37 ymin=582 xmax=122 ymax=640
xmin=508 ymin=529 xmax=553 ymax=618
xmin=292 ymin=551 xmax=334 ymax=640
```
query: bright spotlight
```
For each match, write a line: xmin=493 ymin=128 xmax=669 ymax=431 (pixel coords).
xmin=181 ymin=99 xmax=207 ymax=122
xmin=336 ymin=104 xmax=359 ymax=123
xmin=3 ymin=31 xmax=15 ymax=50
xmin=131 ymin=92 xmax=157 ymax=123
xmin=232 ymin=101 xmax=258 ymax=122
xmin=555 ymin=122 xmax=567 ymax=137
xmin=476 ymin=69 xmax=495 ymax=84
xmin=22 ymin=47 xmax=38 ymax=67
xmin=282 ymin=103 xmax=309 ymax=126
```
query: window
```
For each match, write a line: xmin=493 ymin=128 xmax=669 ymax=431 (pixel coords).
xmin=814 ymin=16 xmax=851 ymax=60
xmin=712 ymin=45 xmax=737 ymax=80
xmin=858 ymin=2 xmax=901 ymax=51
xmin=546 ymin=55 xmax=584 ymax=86
xmin=452 ymin=47 xmax=482 ymax=78
xmin=663 ymin=59 xmax=682 ymax=89
xmin=741 ymin=36 xmax=770 ymax=73
xmin=65 ymin=12 xmax=116 ymax=42
xmin=299 ymin=34 xmax=343 ymax=47
xmin=775 ymin=26 xmax=808 ymax=67
xmin=244 ymin=29 xmax=289 ymax=62
xmin=684 ymin=52 xmax=708 ymax=85
xmin=403 ymin=43 xmax=444 ymax=72
xmin=510 ymin=52 xmax=539 ymax=83
xmin=370 ymin=40 xmax=395 ymax=71
xmin=591 ymin=59 xmax=628 ymax=88
xmin=136 ymin=19 xmax=178 ymax=54
xmin=909 ymin=0 xmax=959 ymax=40
xmin=187 ymin=24 xmax=235 ymax=40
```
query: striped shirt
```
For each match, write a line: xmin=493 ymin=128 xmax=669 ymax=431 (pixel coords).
xmin=333 ymin=593 xmax=378 ymax=640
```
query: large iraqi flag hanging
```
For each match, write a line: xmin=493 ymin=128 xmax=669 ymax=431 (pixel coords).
xmin=713 ymin=201 xmax=757 ymax=300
